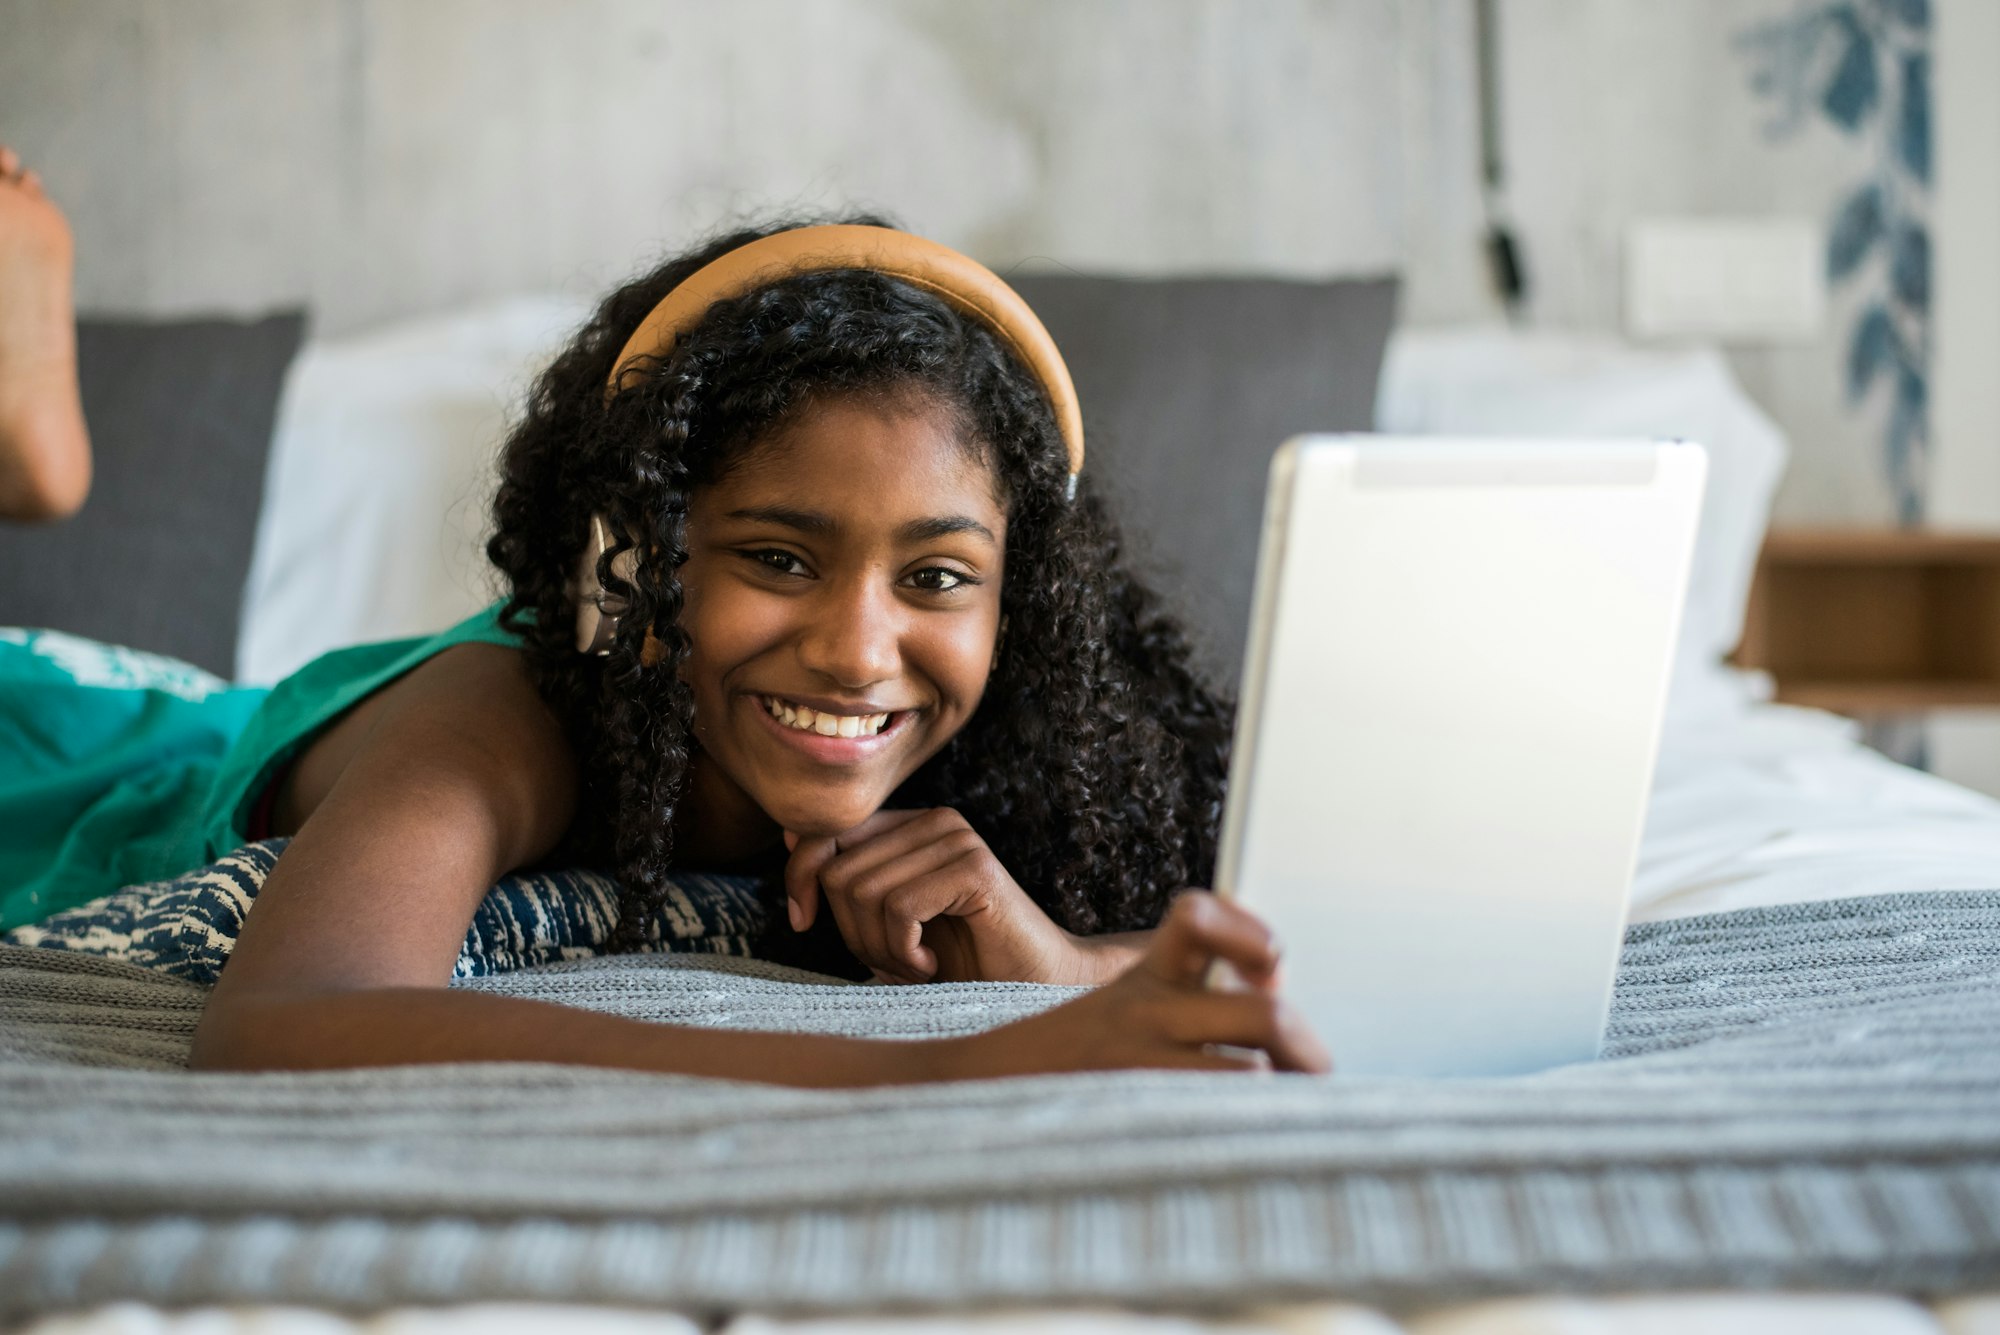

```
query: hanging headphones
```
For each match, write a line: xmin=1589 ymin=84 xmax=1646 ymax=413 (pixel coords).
xmin=571 ymin=514 xmax=634 ymax=656
xmin=576 ymin=224 xmax=1085 ymax=658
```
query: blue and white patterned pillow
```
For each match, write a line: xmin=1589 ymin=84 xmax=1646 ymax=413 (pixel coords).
xmin=3 ymin=840 xmax=770 ymax=984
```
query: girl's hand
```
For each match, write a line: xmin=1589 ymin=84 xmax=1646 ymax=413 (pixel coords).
xmin=942 ymin=891 xmax=1331 ymax=1078
xmin=785 ymin=808 xmax=1097 ymax=985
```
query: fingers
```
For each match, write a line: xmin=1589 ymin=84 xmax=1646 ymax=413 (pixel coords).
xmin=0 ymin=146 xmax=19 ymax=180
xmin=1158 ymin=991 xmax=1331 ymax=1074
xmin=783 ymin=834 xmax=834 ymax=932
xmin=853 ymin=852 xmax=949 ymax=979
xmin=783 ymin=809 xmax=935 ymax=934
xmin=789 ymin=809 xmax=985 ymax=982
xmin=887 ymin=916 xmax=938 ymax=981
xmin=1143 ymin=892 xmax=1281 ymax=989
xmin=875 ymin=845 xmax=998 ymax=977
xmin=838 ymin=829 xmax=984 ymax=972
xmin=1142 ymin=1044 xmax=1268 ymax=1073
xmin=834 ymin=806 xmax=934 ymax=851
xmin=830 ymin=807 xmax=959 ymax=876
xmin=823 ymin=813 xmax=957 ymax=961
xmin=844 ymin=842 xmax=980 ymax=980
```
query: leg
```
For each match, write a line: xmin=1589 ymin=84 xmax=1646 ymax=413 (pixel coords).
xmin=0 ymin=144 xmax=91 ymax=522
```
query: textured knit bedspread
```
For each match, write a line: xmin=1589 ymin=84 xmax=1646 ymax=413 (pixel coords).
xmin=1 ymin=891 xmax=1997 ymax=1318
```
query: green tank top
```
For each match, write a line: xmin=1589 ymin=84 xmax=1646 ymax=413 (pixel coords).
xmin=0 ymin=604 xmax=522 ymax=930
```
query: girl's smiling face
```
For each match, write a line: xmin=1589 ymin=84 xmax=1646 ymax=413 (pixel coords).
xmin=676 ymin=393 xmax=1008 ymax=844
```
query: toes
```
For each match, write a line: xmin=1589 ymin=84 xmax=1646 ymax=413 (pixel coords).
xmin=0 ymin=147 xmax=48 ymax=196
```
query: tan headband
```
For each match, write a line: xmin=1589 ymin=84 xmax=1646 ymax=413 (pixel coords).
xmin=605 ymin=224 xmax=1084 ymax=480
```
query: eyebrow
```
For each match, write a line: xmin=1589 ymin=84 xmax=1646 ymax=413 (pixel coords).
xmin=727 ymin=506 xmax=997 ymax=545
xmin=728 ymin=506 xmax=833 ymax=535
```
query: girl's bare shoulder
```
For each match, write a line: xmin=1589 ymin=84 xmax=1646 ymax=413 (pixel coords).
xmin=274 ymin=641 xmax=577 ymax=852
xmin=210 ymin=643 xmax=580 ymax=1006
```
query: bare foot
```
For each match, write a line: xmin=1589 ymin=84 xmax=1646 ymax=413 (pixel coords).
xmin=0 ymin=145 xmax=91 ymax=521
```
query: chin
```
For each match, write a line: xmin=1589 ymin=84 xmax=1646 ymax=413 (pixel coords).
xmin=762 ymin=790 xmax=889 ymax=839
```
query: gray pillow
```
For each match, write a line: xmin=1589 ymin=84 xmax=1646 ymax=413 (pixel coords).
xmin=0 ymin=311 xmax=307 ymax=678
xmin=1009 ymin=275 xmax=1398 ymax=687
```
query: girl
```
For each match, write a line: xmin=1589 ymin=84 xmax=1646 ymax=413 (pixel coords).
xmin=0 ymin=149 xmax=1326 ymax=1084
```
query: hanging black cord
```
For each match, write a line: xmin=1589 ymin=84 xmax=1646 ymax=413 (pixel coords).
xmin=1475 ymin=0 xmax=1528 ymax=316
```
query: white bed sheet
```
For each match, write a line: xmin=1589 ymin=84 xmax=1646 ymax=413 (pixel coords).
xmin=1635 ymin=663 xmax=2000 ymax=922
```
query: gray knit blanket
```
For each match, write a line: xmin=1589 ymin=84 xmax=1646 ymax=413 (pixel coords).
xmin=2 ymin=890 xmax=1997 ymax=1318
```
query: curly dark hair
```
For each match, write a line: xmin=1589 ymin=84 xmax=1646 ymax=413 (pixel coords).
xmin=486 ymin=215 xmax=1232 ymax=949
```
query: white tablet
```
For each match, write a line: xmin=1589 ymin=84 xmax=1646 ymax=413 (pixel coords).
xmin=1215 ymin=436 xmax=1706 ymax=1077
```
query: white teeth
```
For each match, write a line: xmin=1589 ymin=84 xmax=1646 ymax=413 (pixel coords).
xmin=763 ymin=696 xmax=890 ymax=738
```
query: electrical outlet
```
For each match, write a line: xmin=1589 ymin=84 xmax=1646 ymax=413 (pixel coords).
xmin=1625 ymin=218 xmax=1825 ymax=342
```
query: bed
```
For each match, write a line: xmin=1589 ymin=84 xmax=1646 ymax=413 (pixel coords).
xmin=3 ymin=293 xmax=1997 ymax=1333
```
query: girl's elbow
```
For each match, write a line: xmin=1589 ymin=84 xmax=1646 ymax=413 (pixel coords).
xmin=187 ymin=987 xmax=333 ymax=1072
xmin=187 ymin=998 xmax=272 ymax=1071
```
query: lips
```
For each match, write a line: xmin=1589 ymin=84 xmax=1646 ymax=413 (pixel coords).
xmin=749 ymin=693 xmax=918 ymax=764
xmin=761 ymin=695 xmax=892 ymax=738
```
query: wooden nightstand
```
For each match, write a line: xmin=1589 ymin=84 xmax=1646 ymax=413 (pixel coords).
xmin=1733 ymin=529 xmax=2000 ymax=715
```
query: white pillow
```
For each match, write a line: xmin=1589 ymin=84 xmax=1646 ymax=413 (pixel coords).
xmin=236 ymin=297 xmax=592 ymax=685
xmin=1374 ymin=326 xmax=1789 ymax=684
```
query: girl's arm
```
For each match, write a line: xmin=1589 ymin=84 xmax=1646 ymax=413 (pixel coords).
xmin=189 ymin=644 xmax=962 ymax=1084
xmin=190 ymin=645 xmax=1324 ymax=1082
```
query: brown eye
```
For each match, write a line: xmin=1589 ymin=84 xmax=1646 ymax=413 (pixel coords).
xmin=908 ymin=566 xmax=971 ymax=592
xmin=744 ymin=549 xmax=809 ymax=577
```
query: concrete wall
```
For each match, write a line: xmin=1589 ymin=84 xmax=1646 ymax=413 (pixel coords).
xmin=0 ymin=0 xmax=1977 ymax=526
xmin=2 ymin=0 xmax=1414 ymax=328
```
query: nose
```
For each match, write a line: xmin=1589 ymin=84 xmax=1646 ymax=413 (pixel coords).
xmin=795 ymin=570 xmax=902 ymax=690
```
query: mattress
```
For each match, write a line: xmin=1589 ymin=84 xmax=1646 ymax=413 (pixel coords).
xmin=15 ymin=1295 xmax=2000 ymax=1333
xmin=7 ymin=669 xmax=2000 ymax=1331
xmin=5 ymin=887 xmax=1999 ymax=1313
